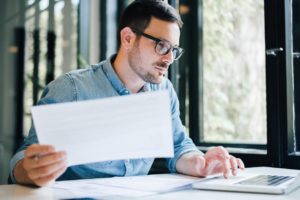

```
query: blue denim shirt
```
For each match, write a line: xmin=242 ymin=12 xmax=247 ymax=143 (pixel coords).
xmin=9 ymin=55 xmax=201 ymax=183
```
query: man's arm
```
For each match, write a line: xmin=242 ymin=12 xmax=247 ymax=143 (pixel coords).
xmin=10 ymin=74 xmax=76 ymax=186
xmin=13 ymin=144 xmax=67 ymax=186
xmin=176 ymin=146 xmax=245 ymax=178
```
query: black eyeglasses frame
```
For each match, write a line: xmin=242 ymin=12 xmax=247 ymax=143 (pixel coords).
xmin=131 ymin=28 xmax=184 ymax=60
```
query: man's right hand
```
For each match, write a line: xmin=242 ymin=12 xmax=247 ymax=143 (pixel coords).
xmin=14 ymin=144 xmax=67 ymax=187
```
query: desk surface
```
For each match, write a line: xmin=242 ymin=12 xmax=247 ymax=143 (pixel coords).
xmin=1 ymin=167 xmax=299 ymax=200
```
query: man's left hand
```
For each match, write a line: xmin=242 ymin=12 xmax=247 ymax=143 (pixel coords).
xmin=176 ymin=146 xmax=245 ymax=178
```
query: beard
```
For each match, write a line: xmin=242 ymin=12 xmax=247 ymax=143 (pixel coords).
xmin=128 ymin=42 xmax=168 ymax=84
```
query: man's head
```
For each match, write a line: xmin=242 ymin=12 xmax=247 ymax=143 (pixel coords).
xmin=119 ymin=0 xmax=183 ymax=33
xmin=117 ymin=0 xmax=184 ymax=84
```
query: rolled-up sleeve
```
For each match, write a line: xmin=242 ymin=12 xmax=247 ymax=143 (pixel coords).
xmin=165 ymin=80 xmax=202 ymax=173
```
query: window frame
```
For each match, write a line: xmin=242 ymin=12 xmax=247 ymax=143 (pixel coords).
xmin=284 ymin=0 xmax=300 ymax=169
xmin=178 ymin=0 xmax=300 ymax=168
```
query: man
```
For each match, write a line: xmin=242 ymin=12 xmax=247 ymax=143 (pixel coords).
xmin=10 ymin=0 xmax=244 ymax=187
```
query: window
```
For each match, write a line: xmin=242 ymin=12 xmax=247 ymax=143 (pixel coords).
xmin=179 ymin=0 xmax=266 ymax=150
xmin=201 ymin=0 xmax=266 ymax=144
xmin=23 ymin=0 xmax=79 ymax=136
xmin=177 ymin=0 xmax=300 ymax=168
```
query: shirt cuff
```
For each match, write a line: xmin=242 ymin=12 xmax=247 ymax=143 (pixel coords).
xmin=9 ymin=150 xmax=25 ymax=184
xmin=168 ymin=148 xmax=203 ymax=173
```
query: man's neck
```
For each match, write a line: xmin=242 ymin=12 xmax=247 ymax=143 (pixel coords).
xmin=112 ymin=53 xmax=145 ymax=94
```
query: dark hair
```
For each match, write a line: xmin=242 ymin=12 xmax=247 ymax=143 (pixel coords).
xmin=119 ymin=0 xmax=183 ymax=33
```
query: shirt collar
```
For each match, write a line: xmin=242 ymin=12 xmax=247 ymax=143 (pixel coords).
xmin=102 ymin=54 xmax=149 ymax=95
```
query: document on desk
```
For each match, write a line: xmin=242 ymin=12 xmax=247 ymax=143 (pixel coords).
xmin=48 ymin=174 xmax=207 ymax=198
xmin=31 ymin=90 xmax=174 ymax=166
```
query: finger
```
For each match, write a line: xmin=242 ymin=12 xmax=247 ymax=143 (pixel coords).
xmin=28 ymin=151 xmax=67 ymax=169
xmin=205 ymin=160 xmax=220 ymax=175
xmin=223 ymin=158 xmax=231 ymax=178
xmin=23 ymin=151 xmax=66 ymax=170
xmin=214 ymin=146 xmax=230 ymax=160
xmin=28 ymin=159 xmax=67 ymax=180
xmin=229 ymin=156 xmax=238 ymax=176
xmin=205 ymin=146 xmax=230 ymax=161
xmin=34 ymin=164 xmax=68 ymax=187
xmin=25 ymin=144 xmax=55 ymax=158
xmin=237 ymin=158 xmax=245 ymax=169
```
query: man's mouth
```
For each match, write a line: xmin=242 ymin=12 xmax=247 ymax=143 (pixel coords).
xmin=155 ymin=66 xmax=167 ymax=75
xmin=155 ymin=64 xmax=168 ymax=75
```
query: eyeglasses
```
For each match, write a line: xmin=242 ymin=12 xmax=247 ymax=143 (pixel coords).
xmin=131 ymin=28 xmax=184 ymax=60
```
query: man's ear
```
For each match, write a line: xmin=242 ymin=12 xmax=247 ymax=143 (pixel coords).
xmin=120 ymin=27 xmax=136 ymax=50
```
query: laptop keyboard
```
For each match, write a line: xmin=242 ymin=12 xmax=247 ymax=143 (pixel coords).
xmin=236 ymin=175 xmax=294 ymax=186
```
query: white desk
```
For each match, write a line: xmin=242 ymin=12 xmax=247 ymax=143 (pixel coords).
xmin=1 ymin=167 xmax=299 ymax=200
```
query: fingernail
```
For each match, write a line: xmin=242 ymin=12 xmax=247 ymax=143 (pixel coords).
xmin=227 ymin=172 xmax=230 ymax=178
xmin=233 ymin=170 xmax=237 ymax=176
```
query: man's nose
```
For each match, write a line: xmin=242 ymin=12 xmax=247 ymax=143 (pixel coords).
xmin=162 ymin=50 xmax=174 ymax=64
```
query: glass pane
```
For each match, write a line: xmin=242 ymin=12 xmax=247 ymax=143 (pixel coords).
xmin=23 ymin=8 xmax=36 ymax=136
xmin=27 ymin=0 xmax=35 ymax=6
xmin=202 ymin=0 xmax=266 ymax=144
xmin=38 ymin=10 xmax=48 ymax=87
xmin=39 ymin=0 xmax=49 ymax=10
xmin=54 ymin=0 xmax=79 ymax=76
xmin=23 ymin=0 xmax=79 ymax=136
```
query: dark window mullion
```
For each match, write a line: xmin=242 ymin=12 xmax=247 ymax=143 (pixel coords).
xmin=178 ymin=0 xmax=201 ymax=141
xmin=33 ymin=29 xmax=40 ymax=105
xmin=264 ymin=0 xmax=286 ymax=167
xmin=284 ymin=0 xmax=296 ymax=156
xmin=14 ymin=27 xmax=26 ymax=151
xmin=294 ymin=0 xmax=300 ymax=153
xmin=285 ymin=0 xmax=300 ymax=169
xmin=99 ymin=0 xmax=107 ymax=61
xmin=46 ymin=0 xmax=56 ymax=84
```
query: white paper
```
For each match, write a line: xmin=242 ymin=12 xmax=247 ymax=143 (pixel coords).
xmin=50 ymin=182 xmax=156 ymax=198
xmin=48 ymin=174 xmax=206 ymax=198
xmin=31 ymin=90 xmax=174 ymax=166
xmin=96 ymin=174 xmax=204 ymax=192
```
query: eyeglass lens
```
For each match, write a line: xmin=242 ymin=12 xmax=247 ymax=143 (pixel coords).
xmin=156 ymin=41 xmax=182 ymax=60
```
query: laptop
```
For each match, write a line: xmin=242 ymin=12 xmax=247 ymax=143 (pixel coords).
xmin=192 ymin=168 xmax=300 ymax=194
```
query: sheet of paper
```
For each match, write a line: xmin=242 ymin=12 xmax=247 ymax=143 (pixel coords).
xmin=31 ymin=90 xmax=173 ymax=166
xmin=48 ymin=174 xmax=207 ymax=198
xmin=49 ymin=182 xmax=156 ymax=199
xmin=95 ymin=174 xmax=204 ymax=193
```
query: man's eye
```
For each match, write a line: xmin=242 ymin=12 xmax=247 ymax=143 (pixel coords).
xmin=157 ymin=42 xmax=170 ymax=53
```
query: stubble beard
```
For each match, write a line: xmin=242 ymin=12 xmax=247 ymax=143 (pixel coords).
xmin=128 ymin=43 xmax=163 ymax=84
